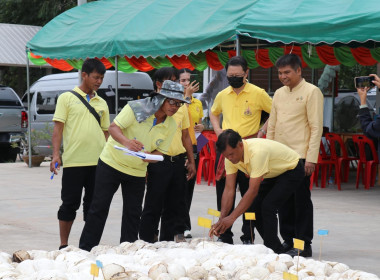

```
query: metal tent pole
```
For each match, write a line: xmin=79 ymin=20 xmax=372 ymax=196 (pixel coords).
xmin=115 ymin=56 xmax=119 ymax=114
xmin=26 ymin=49 xmax=32 ymax=167
xmin=236 ymin=34 xmax=241 ymax=56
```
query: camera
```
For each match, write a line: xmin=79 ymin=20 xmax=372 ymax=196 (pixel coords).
xmin=354 ymin=76 xmax=375 ymax=88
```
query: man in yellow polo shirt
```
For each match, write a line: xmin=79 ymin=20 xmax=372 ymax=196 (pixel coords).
xmin=79 ymin=80 xmax=187 ymax=251
xmin=50 ymin=59 xmax=110 ymax=250
xmin=267 ymin=54 xmax=323 ymax=257
xmin=209 ymin=56 xmax=272 ymax=244
xmin=209 ymin=129 xmax=305 ymax=254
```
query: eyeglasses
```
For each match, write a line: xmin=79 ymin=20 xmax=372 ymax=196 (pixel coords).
xmin=167 ymin=99 xmax=183 ymax=107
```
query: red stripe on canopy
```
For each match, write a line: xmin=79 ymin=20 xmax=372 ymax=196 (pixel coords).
xmin=44 ymin=58 xmax=73 ymax=71
xmin=350 ymin=47 xmax=378 ymax=66
xmin=283 ymin=46 xmax=307 ymax=68
xmin=125 ymin=56 xmax=154 ymax=71
xmin=255 ymin=49 xmax=273 ymax=68
xmin=167 ymin=55 xmax=194 ymax=70
xmin=205 ymin=51 xmax=224 ymax=70
xmin=316 ymin=46 xmax=340 ymax=65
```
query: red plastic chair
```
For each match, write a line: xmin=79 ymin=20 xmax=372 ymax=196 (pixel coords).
xmin=207 ymin=139 xmax=217 ymax=186
xmin=196 ymin=144 xmax=210 ymax=184
xmin=352 ymin=135 xmax=379 ymax=189
xmin=310 ymin=141 xmax=341 ymax=190
xmin=325 ymin=133 xmax=359 ymax=183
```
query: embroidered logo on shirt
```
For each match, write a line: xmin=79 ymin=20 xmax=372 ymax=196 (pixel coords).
xmin=244 ymin=101 xmax=252 ymax=116
xmin=156 ymin=139 xmax=164 ymax=146
xmin=296 ymin=96 xmax=304 ymax=101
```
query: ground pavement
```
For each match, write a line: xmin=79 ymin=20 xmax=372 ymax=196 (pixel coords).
xmin=0 ymin=161 xmax=379 ymax=276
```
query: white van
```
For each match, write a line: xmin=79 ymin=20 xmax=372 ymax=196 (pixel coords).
xmin=21 ymin=70 xmax=153 ymax=156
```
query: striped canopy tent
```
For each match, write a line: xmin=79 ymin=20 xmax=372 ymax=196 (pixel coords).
xmin=27 ymin=0 xmax=380 ymax=72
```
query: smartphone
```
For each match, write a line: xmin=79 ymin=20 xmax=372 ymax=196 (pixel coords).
xmin=354 ymin=76 xmax=375 ymax=88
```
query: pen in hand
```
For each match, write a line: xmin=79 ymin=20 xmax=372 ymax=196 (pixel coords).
xmin=50 ymin=162 xmax=58 ymax=180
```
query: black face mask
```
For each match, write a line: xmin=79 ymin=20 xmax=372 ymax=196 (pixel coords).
xmin=227 ymin=76 xmax=245 ymax=89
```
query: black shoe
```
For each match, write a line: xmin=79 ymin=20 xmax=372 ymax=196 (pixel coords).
xmin=282 ymin=241 xmax=293 ymax=252
xmin=242 ymin=239 xmax=253 ymax=245
xmin=59 ymin=245 xmax=68 ymax=250
xmin=285 ymin=245 xmax=312 ymax=257
xmin=216 ymin=236 xmax=234 ymax=245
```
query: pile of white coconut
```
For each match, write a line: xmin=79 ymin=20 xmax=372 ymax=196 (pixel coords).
xmin=0 ymin=238 xmax=378 ymax=280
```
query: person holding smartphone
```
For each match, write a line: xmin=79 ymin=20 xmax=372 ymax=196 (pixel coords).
xmin=357 ymin=74 xmax=380 ymax=158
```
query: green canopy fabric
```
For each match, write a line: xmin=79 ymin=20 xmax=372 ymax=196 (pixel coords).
xmin=27 ymin=0 xmax=253 ymax=60
xmin=237 ymin=0 xmax=380 ymax=45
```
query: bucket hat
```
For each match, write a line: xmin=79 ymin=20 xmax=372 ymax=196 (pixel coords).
xmin=159 ymin=80 xmax=190 ymax=104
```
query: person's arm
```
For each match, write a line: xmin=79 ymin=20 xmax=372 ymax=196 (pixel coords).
xmin=50 ymin=121 xmax=64 ymax=173
xmin=210 ymin=175 xmax=262 ymax=237
xmin=194 ymin=118 xmax=204 ymax=133
xmin=108 ymin=122 xmax=144 ymax=151
xmin=357 ymin=86 xmax=380 ymax=139
xmin=182 ymin=128 xmax=196 ymax=180
xmin=209 ymin=112 xmax=223 ymax=136
xmin=266 ymin=97 xmax=277 ymax=140
xmin=103 ymin=131 xmax=109 ymax=140
xmin=305 ymin=88 xmax=324 ymax=175
xmin=257 ymin=120 xmax=269 ymax=138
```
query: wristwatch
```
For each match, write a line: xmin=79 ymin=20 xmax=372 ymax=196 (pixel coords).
xmin=259 ymin=129 xmax=266 ymax=135
xmin=185 ymin=96 xmax=191 ymax=101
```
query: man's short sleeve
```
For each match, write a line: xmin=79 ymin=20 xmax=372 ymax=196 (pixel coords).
xmin=211 ymin=93 xmax=222 ymax=116
xmin=52 ymin=93 xmax=68 ymax=123
xmin=113 ymin=105 xmax=135 ymax=129
xmin=259 ymin=89 xmax=272 ymax=114
xmin=101 ymin=104 xmax=110 ymax=131
xmin=225 ymin=158 xmax=238 ymax=175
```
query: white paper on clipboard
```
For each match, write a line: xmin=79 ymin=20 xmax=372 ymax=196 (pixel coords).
xmin=114 ymin=145 xmax=164 ymax=161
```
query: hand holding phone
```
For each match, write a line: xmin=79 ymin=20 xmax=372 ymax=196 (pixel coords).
xmin=354 ymin=76 xmax=375 ymax=88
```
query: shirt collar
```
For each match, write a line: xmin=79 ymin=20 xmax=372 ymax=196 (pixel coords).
xmin=74 ymin=86 xmax=98 ymax=98
xmin=286 ymin=78 xmax=305 ymax=92
xmin=227 ymin=82 xmax=249 ymax=95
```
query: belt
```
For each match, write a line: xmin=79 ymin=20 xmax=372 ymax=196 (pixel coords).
xmin=163 ymin=153 xmax=185 ymax=162
xmin=243 ymin=133 xmax=258 ymax=139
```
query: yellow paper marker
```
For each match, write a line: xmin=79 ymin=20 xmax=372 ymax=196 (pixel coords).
xmin=90 ymin=263 xmax=99 ymax=277
xmin=198 ymin=217 xmax=212 ymax=228
xmin=293 ymin=238 xmax=305 ymax=251
xmin=290 ymin=273 xmax=299 ymax=280
xmin=244 ymin=212 xmax=256 ymax=220
xmin=283 ymin=271 xmax=290 ymax=280
xmin=207 ymin=208 xmax=220 ymax=217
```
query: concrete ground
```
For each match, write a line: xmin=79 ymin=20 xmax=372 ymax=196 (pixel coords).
xmin=0 ymin=161 xmax=379 ymax=276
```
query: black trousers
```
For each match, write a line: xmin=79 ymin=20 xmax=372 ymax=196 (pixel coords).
xmin=279 ymin=160 xmax=314 ymax=246
xmin=79 ymin=159 xmax=145 ymax=251
xmin=215 ymin=151 xmax=255 ymax=242
xmin=252 ymin=161 xmax=305 ymax=253
xmin=183 ymin=149 xmax=199 ymax=231
xmin=139 ymin=155 xmax=186 ymax=242
xmin=58 ymin=165 xmax=96 ymax=221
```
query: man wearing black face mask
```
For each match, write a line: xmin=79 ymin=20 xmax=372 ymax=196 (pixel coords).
xmin=209 ymin=56 xmax=272 ymax=245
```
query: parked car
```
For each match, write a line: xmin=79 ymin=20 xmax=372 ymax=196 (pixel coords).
xmin=0 ymin=85 xmax=28 ymax=162
xmin=21 ymin=71 xmax=154 ymax=156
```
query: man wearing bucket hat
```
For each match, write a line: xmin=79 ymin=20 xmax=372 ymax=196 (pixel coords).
xmin=139 ymin=70 xmax=196 ymax=243
xmin=79 ymin=80 xmax=188 ymax=251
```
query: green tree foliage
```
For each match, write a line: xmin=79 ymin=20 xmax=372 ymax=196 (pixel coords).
xmin=338 ymin=64 xmax=377 ymax=90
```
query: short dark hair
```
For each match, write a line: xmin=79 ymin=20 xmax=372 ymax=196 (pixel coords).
xmin=216 ymin=129 xmax=242 ymax=153
xmin=153 ymin=67 xmax=179 ymax=91
xmin=82 ymin=58 xmax=106 ymax=75
xmin=225 ymin=56 xmax=248 ymax=72
xmin=275 ymin=54 xmax=302 ymax=71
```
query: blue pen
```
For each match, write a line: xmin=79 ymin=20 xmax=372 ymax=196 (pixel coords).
xmin=134 ymin=137 xmax=145 ymax=151
xmin=50 ymin=162 xmax=58 ymax=180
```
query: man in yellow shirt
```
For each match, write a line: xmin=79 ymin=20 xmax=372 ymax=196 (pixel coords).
xmin=50 ymin=59 xmax=110 ymax=250
xmin=79 ymin=80 xmax=186 ymax=251
xmin=266 ymin=54 xmax=324 ymax=257
xmin=139 ymin=68 xmax=196 ymax=243
xmin=209 ymin=129 xmax=305 ymax=254
xmin=209 ymin=56 xmax=272 ymax=244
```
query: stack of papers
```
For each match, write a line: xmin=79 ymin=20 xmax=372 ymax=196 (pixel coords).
xmin=114 ymin=145 xmax=164 ymax=161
